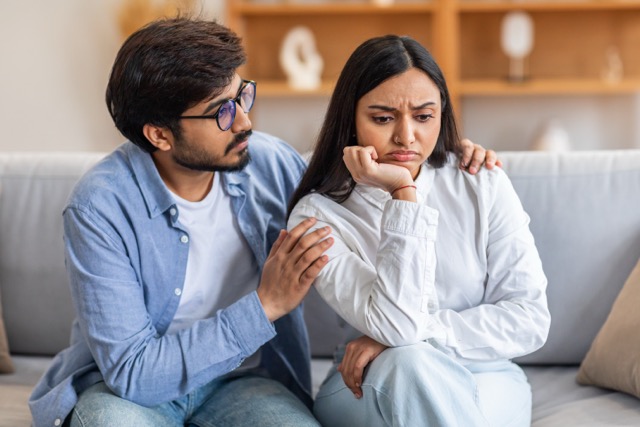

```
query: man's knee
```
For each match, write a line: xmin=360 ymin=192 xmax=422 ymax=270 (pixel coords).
xmin=71 ymin=382 xmax=175 ymax=427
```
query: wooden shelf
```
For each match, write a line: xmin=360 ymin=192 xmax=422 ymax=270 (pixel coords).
xmin=460 ymin=78 xmax=640 ymax=95
xmin=233 ymin=3 xmax=436 ymax=15
xmin=229 ymin=2 xmax=435 ymax=82
xmin=228 ymin=0 xmax=640 ymax=114
xmin=458 ymin=1 xmax=640 ymax=12
xmin=248 ymin=79 xmax=635 ymax=99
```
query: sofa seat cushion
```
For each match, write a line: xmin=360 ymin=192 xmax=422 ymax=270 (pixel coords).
xmin=524 ymin=366 xmax=640 ymax=426
xmin=311 ymin=358 xmax=332 ymax=398
xmin=0 ymin=355 xmax=52 ymax=387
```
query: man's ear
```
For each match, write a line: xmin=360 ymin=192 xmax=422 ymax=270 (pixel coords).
xmin=143 ymin=123 xmax=173 ymax=152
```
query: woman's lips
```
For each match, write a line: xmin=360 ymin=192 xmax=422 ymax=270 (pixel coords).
xmin=388 ymin=151 xmax=419 ymax=162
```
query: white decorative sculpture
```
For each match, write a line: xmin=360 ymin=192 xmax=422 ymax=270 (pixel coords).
xmin=530 ymin=119 xmax=571 ymax=152
xmin=371 ymin=0 xmax=394 ymax=6
xmin=279 ymin=26 xmax=324 ymax=91
xmin=602 ymin=45 xmax=623 ymax=84
xmin=500 ymin=11 xmax=534 ymax=82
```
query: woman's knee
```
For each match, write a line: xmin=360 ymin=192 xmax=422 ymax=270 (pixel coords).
xmin=472 ymin=362 xmax=532 ymax=427
xmin=366 ymin=342 xmax=474 ymax=386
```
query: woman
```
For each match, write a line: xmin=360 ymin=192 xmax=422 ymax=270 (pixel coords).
xmin=287 ymin=35 xmax=550 ymax=426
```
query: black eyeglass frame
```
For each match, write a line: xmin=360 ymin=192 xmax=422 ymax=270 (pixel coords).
xmin=179 ymin=79 xmax=256 ymax=131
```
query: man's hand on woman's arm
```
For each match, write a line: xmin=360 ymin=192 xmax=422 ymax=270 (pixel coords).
xmin=257 ymin=218 xmax=334 ymax=322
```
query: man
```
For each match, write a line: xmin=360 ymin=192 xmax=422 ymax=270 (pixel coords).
xmin=29 ymin=18 xmax=498 ymax=427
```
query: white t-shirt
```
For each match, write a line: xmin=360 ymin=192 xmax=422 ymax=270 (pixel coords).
xmin=167 ymin=175 xmax=261 ymax=336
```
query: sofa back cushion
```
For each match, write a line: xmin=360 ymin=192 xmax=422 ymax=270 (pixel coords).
xmin=0 ymin=152 xmax=105 ymax=355
xmin=502 ymin=150 xmax=640 ymax=365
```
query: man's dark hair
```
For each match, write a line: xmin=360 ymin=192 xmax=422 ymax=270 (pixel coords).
xmin=106 ymin=18 xmax=246 ymax=152
xmin=288 ymin=35 xmax=461 ymax=215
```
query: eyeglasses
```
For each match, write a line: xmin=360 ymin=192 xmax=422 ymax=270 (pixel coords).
xmin=180 ymin=80 xmax=256 ymax=131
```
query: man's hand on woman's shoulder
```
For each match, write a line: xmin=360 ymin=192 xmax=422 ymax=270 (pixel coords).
xmin=459 ymin=138 xmax=502 ymax=175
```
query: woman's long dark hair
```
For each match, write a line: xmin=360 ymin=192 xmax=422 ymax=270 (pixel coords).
xmin=287 ymin=35 xmax=461 ymax=216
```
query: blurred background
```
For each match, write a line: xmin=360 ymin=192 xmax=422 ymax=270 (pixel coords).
xmin=2 ymin=0 xmax=640 ymax=154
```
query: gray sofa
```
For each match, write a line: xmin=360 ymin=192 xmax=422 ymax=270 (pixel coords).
xmin=1 ymin=149 xmax=639 ymax=426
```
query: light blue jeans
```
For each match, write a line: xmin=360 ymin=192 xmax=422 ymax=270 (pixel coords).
xmin=69 ymin=373 xmax=320 ymax=427
xmin=314 ymin=341 xmax=531 ymax=427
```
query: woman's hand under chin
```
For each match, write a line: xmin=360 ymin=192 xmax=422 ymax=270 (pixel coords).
xmin=343 ymin=146 xmax=415 ymax=197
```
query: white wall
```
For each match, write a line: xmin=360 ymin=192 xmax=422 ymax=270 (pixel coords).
xmin=1 ymin=1 xmax=638 ymax=153
xmin=252 ymin=96 xmax=328 ymax=154
xmin=461 ymin=95 xmax=640 ymax=152
xmin=0 ymin=0 xmax=224 ymax=152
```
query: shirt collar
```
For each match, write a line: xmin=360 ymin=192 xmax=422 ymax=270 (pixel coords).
xmin=220 ymin=168 xmax=250 ymax=197
xmin=124 ymin=142 xmax=179 ymax=219
xmin=125 ymin=142 xmax=253 ymax=218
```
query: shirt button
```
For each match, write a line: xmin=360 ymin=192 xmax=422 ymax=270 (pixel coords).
xmin=54 ymin=419 xmax=61 ymax=426
xmin=174 ymin=288 xmax=182 ymax=296
xmin=169 ymin=208 xmax=177 ymax=216
xmin=180 ymin=235 xmax=189 ymax=243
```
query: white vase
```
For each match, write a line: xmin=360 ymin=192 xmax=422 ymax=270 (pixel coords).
xmin=500 ymin=11 xmax=534 ymax=82
xmin=371 ymin=0 xmax=394 ymax=6
xmin=530 ymin=120 xmax=571 ymax=152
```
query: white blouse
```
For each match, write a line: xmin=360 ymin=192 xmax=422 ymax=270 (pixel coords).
xmin=288 ymin=154 xmax=550 ymax=364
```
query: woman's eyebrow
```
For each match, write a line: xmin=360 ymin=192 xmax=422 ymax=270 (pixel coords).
xmin=367 ymin=101 xmax=436 ymax=111
xmin=412 ymin=102 xmax=436 ymax=110
xmin=367 ymin=105 xmax=395 ymax=111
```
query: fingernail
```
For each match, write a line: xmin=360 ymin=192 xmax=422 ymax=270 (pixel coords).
xmin=469 ymin=166 xmax=477 ymax=174
xmin=355 ymin=393 xmax=361 ymax=399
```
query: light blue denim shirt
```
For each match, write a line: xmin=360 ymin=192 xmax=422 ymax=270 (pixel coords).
xmin=29 ymin=132 xmax=311 ymax=427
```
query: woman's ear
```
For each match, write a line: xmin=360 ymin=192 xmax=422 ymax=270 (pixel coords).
xmin=143 ymin=123 xmax=173 ymax=151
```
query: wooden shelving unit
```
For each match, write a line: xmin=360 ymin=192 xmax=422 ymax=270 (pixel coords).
xmin=227 ymin=0 xmax=640 ymax=112
xmin=227 ymin=1 xmax=437 ymax=95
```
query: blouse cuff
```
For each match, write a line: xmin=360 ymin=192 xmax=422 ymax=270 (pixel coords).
xmin=382 ymin=199 xmax=439 ymax=239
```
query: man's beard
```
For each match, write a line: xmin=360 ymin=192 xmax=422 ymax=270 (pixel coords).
xmin=172 ymin=130 xmax=252 ymax=173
